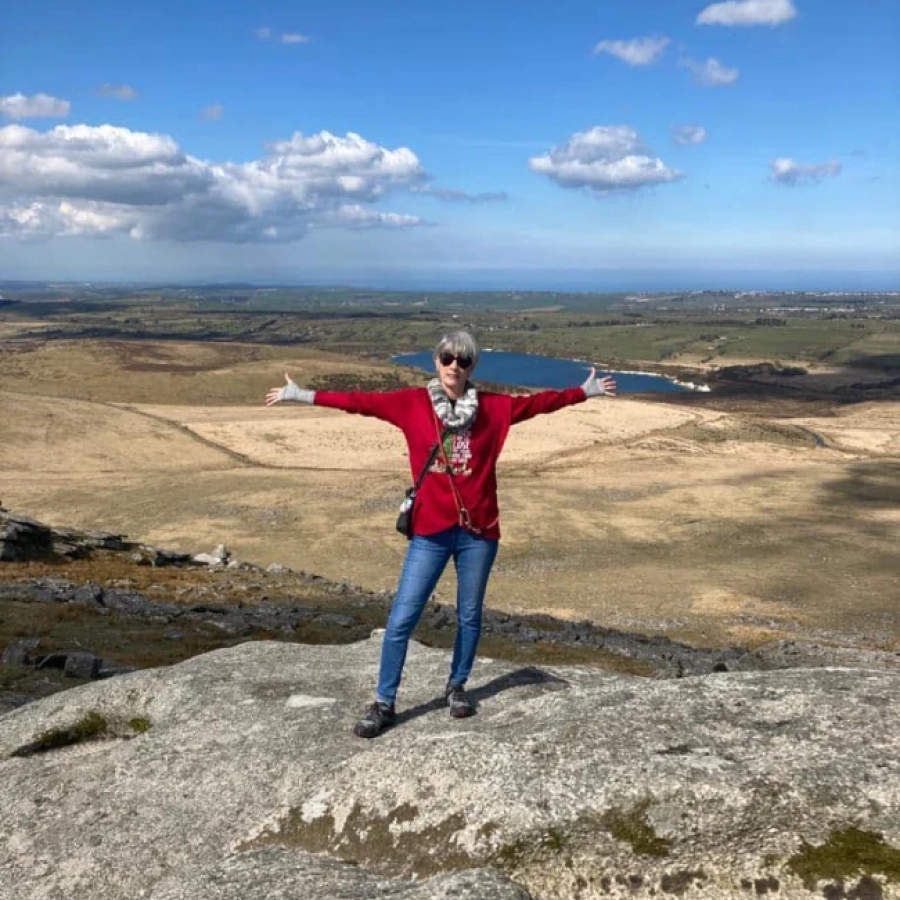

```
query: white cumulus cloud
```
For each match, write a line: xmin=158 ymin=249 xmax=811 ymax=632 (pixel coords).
xmin=0 ymin=124 xmax=428 ymax=242
xmin=0 ymin=124 xmax=206 ymax=206
xmin=97 ymin=83 xmax=139 ymax=101
xmin=682 ymin=57 xmax=739 ymax=86
xmin=529 ymin=126 xmax=683 ymax=197
xmin=672 ymin=125 xmax=708 ymax=145
xmin=697 ymin=0 xmax=797 ymax=26
xmin=593 ymin=36 xmax=670 ymax=66
xmin=770 ymin=157 xmax=841 ymax=184
xmin=0 ymin=93 xmax=70 ymax=120
xmin=0 ymin=199 xmax=133 ymax=238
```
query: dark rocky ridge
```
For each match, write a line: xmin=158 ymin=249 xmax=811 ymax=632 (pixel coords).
xmin=2 ymin=506 xmax=897 ymax=715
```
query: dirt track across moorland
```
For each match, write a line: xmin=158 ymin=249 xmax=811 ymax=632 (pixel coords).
xmin=1 ymin=338 xmax=898 ymax=653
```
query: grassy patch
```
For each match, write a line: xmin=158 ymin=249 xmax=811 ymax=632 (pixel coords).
xmin=255 ymin=803 xmax=475 ymax=878
xmin=0 ymin=597 xmax=253 ymax=671
xmin=786 ymin=826 xmax=900 ymax=889
xmin=12 ymin=710 xmax=109 ymax=757
xmin=600 ymin=801 xmax=673 ymax=858
xmin=10 ymin=711 xmax=152 ymax=757
xmin=670 ymin=419 xmax=815 ymax=448
xmin=475 ymin=633 xmax=655 ymax=676
xmin=494 ymin=827 xmax=568 ymax=868
xmin=310 ymin=371 xmax=415 ymax=392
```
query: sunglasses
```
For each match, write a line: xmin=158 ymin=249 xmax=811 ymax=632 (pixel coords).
xmin=438 ymin=351 xmax=473 ymax=368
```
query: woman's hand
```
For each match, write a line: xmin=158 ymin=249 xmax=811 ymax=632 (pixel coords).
xmin=581 ymin=368 xmax=617 ymax=398
xmin=264 ymin=373 xmax=315 ymax=406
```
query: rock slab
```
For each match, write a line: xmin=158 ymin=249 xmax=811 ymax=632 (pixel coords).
xmin=1 ymin=638 xmax=899 ymax=900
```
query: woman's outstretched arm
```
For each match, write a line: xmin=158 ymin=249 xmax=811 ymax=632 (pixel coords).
xmin=265 ymin=374 xmax=417 ymax=430
xmin=510 ymin=368 xmax=617 ymax=424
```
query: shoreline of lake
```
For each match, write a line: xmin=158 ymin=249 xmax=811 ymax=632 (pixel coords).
xmin=393 ymin=348 xmax=710 ymax=394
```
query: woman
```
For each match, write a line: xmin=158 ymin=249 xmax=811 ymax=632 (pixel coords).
xmin=265 ymin=331 xmax=616 ymax=738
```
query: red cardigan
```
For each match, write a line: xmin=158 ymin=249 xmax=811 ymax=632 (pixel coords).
xmin=315 ymin=386 xmax=587 ymax=539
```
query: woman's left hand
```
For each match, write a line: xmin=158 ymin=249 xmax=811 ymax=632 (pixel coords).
xmin=581 ymin=368 xmax=617 ymax=398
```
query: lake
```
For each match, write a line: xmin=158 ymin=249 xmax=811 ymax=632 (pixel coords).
xmin=392 ymin=350 xmax=702 ymax=394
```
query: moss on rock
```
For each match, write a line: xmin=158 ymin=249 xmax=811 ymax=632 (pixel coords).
xmin=11 ymin=710 xmax=109 ymax=757
xmin=786 ymin=826 xmax=900 ymax=889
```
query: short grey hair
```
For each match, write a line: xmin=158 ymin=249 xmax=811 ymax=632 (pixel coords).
xmin=434 ymin=330 xmax=480 ymax=369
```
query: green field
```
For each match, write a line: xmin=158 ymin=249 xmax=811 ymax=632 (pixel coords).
xmin=1 ymin=285 xmax=897 ymax=371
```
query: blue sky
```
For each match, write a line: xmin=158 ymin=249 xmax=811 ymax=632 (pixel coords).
xmin=1 ymin=0 xmax=898 ymax=290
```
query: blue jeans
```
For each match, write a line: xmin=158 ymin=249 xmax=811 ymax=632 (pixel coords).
xmin=376 ymin=526 xmax=499 ymax=705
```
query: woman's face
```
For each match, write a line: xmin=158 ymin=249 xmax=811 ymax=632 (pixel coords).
xmin=434 ymin=347 xmax=474 ymax=399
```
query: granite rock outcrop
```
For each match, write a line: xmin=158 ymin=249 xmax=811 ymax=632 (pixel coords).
xmin=2 ymin=638 xmax=899 ymax=900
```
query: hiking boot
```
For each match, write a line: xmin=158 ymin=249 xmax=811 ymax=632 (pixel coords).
xmin=445 ymin=682 xmax=475 ymax=718
xmin=353 ymin=701 xmax=396 ymax=739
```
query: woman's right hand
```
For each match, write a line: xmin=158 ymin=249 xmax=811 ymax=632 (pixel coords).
xmin=264 ymin=373 xmax=315 ymax=406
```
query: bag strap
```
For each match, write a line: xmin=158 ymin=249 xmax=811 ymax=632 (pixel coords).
xmin=432 ymin=412 xmax=497 ymax=535
xmin=431 ymin=419 xmax=487 ymax=535
xmin=411 ymin=430 xmax=448 ymax=494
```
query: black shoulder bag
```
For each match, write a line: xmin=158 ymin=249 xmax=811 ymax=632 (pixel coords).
xmin=396 ymin=433 xmax=446 ymax=538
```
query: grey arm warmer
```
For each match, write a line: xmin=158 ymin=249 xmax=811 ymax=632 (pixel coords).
xmin=282 ymin=382 xmax=316 ymax=404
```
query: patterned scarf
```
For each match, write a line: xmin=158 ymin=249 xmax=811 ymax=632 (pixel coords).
xmin=427 ymin=378 xmax=478 ymax=432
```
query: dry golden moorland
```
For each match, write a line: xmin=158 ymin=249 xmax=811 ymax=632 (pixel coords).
xmin=1 ymin=335 xmax=898 ymax=653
